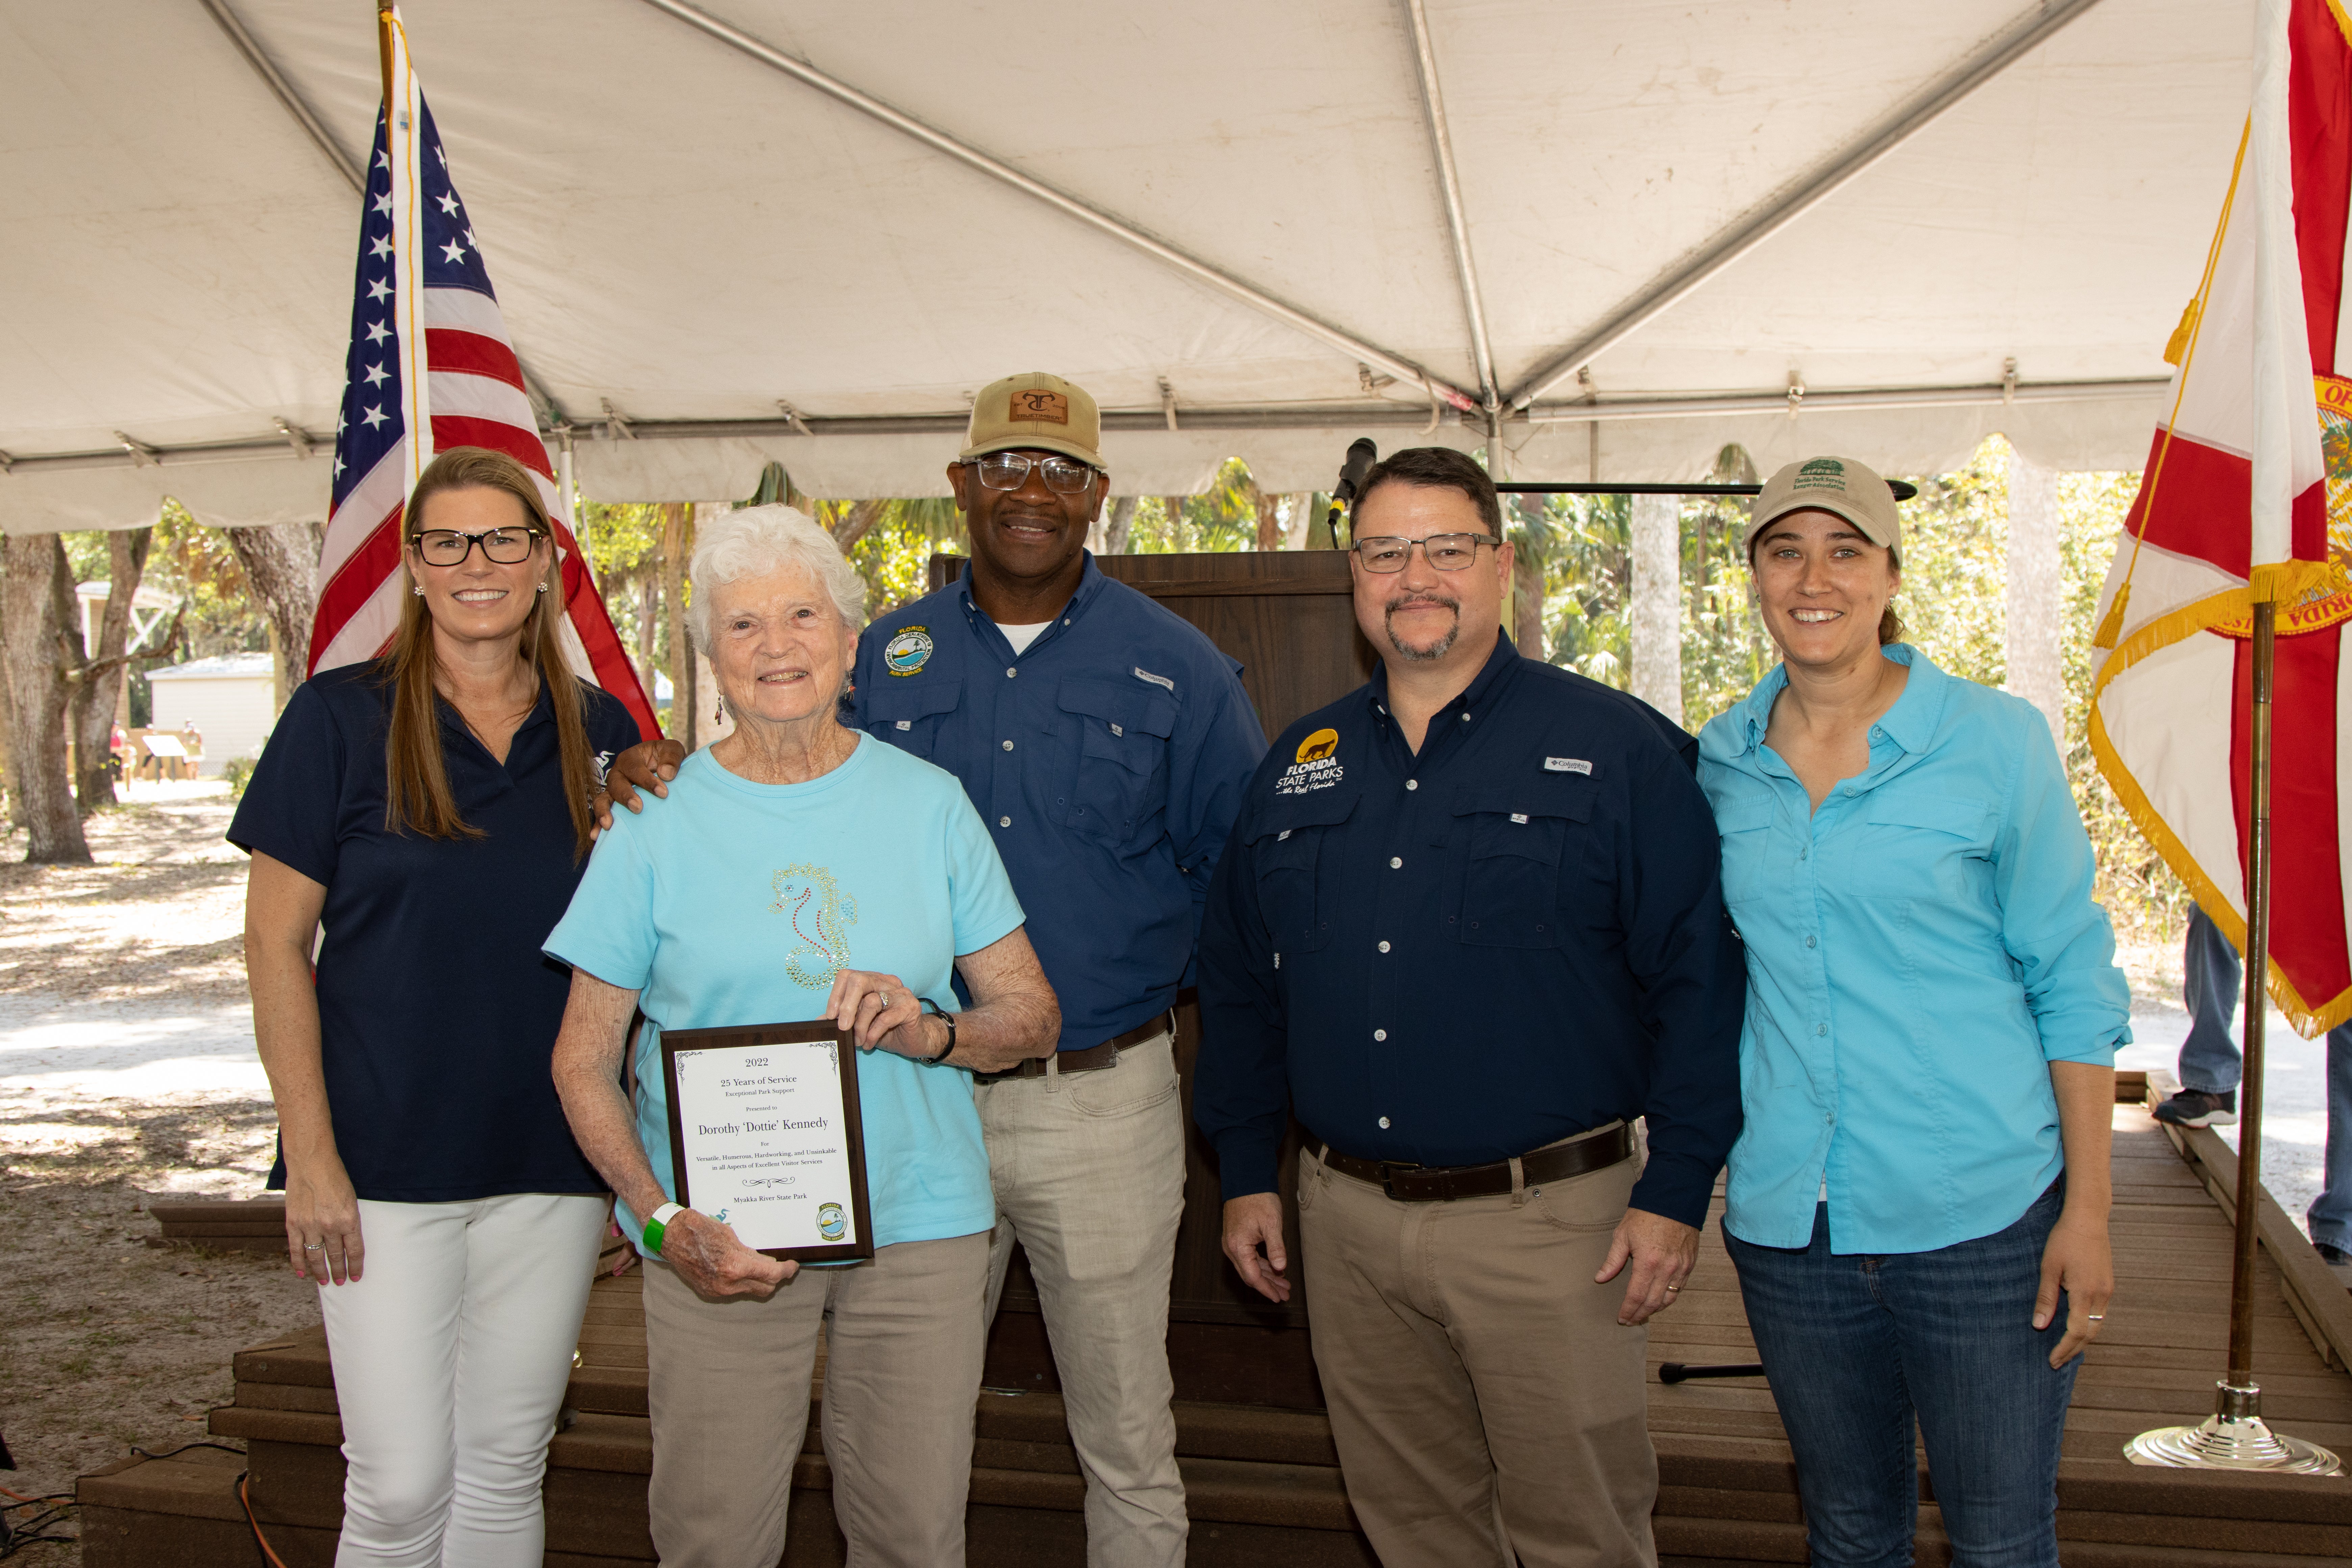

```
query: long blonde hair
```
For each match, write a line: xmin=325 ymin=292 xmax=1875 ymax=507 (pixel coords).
xmin=381 ymin=446 xmax=596 ymax=858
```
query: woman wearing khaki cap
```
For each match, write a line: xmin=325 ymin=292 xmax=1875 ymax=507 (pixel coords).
xmin=1694 ymin=456 xmax=2130 ymax=1566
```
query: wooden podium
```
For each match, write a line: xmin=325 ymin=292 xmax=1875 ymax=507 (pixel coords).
xmin=927 ymin=550 xmax=1372 ymax=1411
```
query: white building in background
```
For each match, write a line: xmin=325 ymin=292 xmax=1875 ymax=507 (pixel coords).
xmin=145 ymin=654 xmax=275 ymax=776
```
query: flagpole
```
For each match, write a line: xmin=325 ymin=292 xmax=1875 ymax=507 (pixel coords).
xmin=2126 ymin=581 xmax=2337 ymax=1473
xmin=2127 ymin=0 xmax=2339 ymax=1473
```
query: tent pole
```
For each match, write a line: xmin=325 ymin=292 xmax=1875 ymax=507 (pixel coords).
xmin=2126 ymin=594 xmax=2340 ymax=1473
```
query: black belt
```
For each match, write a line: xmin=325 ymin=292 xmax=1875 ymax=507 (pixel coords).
xmin=975 ymin=1012 xmax=1173 ymax=1081
xmin=1305 ymin=1122 xmax=1634 ymax=1202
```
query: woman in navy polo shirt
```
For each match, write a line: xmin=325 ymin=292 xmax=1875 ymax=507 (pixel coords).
xmin=232 ymin=446 xmax=643 ymax=1567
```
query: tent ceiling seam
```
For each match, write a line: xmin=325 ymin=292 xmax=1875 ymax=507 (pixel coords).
xmin=7 ymin=377 xmax=2163 ymax=476
xmin=1402 ymin=0 xmax=1497 ymax=411
xmin=197 ymin=0 xmax=574 ymax=429
xmin=196 ymin=0 xmax=363 ymax=196
xmin=634 ymin=0 xmax=1484 ymax=414
xmin=1502 ymin=0 xmax=2112 ymax=410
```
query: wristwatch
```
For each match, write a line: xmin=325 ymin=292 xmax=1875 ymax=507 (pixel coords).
xmin=917 ymin=999 xmax=957 ymax=1065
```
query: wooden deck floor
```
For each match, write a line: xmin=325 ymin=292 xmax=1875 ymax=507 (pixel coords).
xmin=83 ymin=1092 xmax=2352 ymax=1566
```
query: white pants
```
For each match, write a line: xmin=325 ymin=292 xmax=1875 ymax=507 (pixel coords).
xmin=976 ymin=1030 xmax=1189 ymax=1568
xmin=316 ymin=1192 xmax=607 ymax=1568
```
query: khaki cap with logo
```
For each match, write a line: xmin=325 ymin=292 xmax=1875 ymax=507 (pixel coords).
xmin=1744 ymin=455 xmax=1903 ymax=555
xmin=960 ymin=371 xmax=1105 ymax=469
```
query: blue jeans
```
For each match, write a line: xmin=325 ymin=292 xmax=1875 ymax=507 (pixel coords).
xmin=1724 ymin=1181 xmax=2078 ymax=1568
xmin=2181 ymin=905 xmax=2352 ymax=1251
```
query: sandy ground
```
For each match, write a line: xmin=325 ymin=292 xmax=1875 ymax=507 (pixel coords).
xmin=0 ymin=787 xmax=317 ymax=1563
xmin=0 ymin=788 xmax=2337 ymax=1561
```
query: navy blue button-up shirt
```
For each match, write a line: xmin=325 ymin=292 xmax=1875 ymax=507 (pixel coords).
xmin=1193 ymin=633 xmax=1745 ymax=1228
xmin=852 ymin=554 xmax=1266 ymax=1050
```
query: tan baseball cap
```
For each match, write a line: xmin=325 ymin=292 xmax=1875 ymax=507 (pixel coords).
xmin=959 ymin=372 xmax=1104 ymax=468
xmin=1744 ymin=455 xmax=1903 ymax=555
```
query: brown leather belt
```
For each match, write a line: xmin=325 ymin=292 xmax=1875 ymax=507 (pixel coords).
xmin=1305 ymin=1122 xmax=1634 ymax=1202
xmin=976 ymin=1012 xmax=1173 ymax=1081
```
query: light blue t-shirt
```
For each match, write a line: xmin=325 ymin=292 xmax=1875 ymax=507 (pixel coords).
xmin=544 ymin=735 xmax=1026 ymax=1253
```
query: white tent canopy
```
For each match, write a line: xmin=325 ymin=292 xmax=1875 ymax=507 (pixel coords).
xmin=2 ymin=0 xmax=2250 ymax=529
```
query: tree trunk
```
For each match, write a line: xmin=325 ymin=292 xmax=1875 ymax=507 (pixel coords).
xmin=662 ymin=504 xmax=695 ymax=751
xmin=224 ymin=523 xmax=318 ymax=712
xmin=1163 ymin=497 xmax=1187 ymax=552
xmin=1102 ymin=496 xmax=1138 ymax=555
xmin=636 ymin=565 xmax=659 ymax=698
xmin=830 ymin=499 xmax=887 ymax=554
xmin=1629 ymin=493 xmax=1683 ymax=727
xmin=0 ymin=634 xmax=16 ymax=829
xmin=1253 ymin=485 xmax=1281 ymax=551
xmin=70 ymin=528 xmax=153 ymax=812
xmin=1513 ymin=543 xmax=1548 ymax=663
xmin=2005 ymin=443 xmax=2065 ymax=744
xmin=1 ymin=534 xmax=92 ymax=863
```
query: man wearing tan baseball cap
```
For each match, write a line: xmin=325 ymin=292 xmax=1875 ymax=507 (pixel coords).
xmin=866 ymin=372 xmax=1264 ymax=1564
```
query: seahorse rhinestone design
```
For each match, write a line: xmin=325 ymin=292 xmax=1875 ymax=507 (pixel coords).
xmin=771 ymin=864 xmax=857 ymax=989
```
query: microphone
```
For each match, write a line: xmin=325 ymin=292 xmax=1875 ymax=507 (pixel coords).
xmin=1325 ymin=438 xmax=1378 ymax=548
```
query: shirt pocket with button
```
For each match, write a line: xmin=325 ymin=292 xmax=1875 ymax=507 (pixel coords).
xmin=1447 ymin=779 xmax=1589 ymax=948
xmin=1248 ymin=789 xmax=1359 ymax=956
xmin=1710 ymin=797 xmax=1775 ymax=910
xmin=1841 ymin=791 xmax=1993 ymax=906
xmin=859 ymin=679 xmax=963 ymax=761
xmin=1056 ymin=677 xmax=1177 ymax=846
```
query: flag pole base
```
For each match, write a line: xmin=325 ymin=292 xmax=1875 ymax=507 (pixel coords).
xmin=2126 ymin=1382 xmax=2343 ymax=1473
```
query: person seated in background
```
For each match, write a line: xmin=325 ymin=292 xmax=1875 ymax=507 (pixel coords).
xmin=232 ymin=445 xmax=641 ymax=1566
xmin=2155 ymin=905 xmax=2352 ymax=1281
xmin=177 ymin=720 xmax=204 ymax=781
xmin=546 ymin=503 xmax=1060 ymax=1568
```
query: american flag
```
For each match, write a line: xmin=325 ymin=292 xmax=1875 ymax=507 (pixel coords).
xmin=309 ymin=27 xmax=656 ymax=740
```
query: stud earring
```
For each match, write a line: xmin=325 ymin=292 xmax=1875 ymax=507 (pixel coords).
xmin=537 ymin=583 xmax=548 ymax=593
xmin=412 ymin=585 xmax=424 ymax=597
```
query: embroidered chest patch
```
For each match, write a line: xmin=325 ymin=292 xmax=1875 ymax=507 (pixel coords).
xmin=884 ymin=627 xmax=934 ymax=677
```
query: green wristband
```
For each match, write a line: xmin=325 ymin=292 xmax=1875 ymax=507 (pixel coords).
xmin=642 ymin=1201 xmax=684 ymax=1255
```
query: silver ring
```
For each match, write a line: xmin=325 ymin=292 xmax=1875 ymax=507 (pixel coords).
xmin=2086 ymin=1314 xmax=2105 ymax=1321
xmin=301 ymin=1243 xmax=326 ymax=1251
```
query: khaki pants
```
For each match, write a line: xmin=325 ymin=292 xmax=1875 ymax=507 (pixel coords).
xmin=976 ymin=1030 xmax=1189 ymax=1568
xmin=1297 ymin=1134 xmax=1657 ymax=1568
xmin=641 ymin=1231 xmax=990 ymax=1568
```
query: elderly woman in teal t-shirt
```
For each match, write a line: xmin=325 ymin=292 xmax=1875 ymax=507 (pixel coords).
xmin=546 ymin=504 xmax=1059 ymax=1568
xmin=1695 ymin=457 xmax=2130 ymax=1568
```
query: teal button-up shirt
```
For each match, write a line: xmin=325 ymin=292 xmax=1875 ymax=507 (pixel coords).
xmin=1695 ymin=644 xmax=2131 ymax=1253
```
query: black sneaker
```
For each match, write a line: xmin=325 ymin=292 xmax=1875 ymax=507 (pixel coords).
xmin=2318 ymin=1244 xmax=2352 ymax=1287
xmin=2153 ymin=1088 xmax=2237 ymax=1128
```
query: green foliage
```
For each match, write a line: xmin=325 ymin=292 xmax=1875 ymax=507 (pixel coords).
xmin=150 ymin=501 xmax=266 ymax=660
xmin=222 ymin=754 xmax=258 ymax=801
xmin=1125 ymin=459 xmax=1263 ymax=553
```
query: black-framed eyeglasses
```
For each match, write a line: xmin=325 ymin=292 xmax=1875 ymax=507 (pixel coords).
xmin=967 ymin=451 xmax=1100 ymax=496
xmin=412 ymin=526 xmax=546 ymax=566
xmin=1352 ymin=533 xmax=1497 ymax=573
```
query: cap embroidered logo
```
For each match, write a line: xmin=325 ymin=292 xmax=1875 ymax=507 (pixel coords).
xmin=1011 ymin=390 xmax=1069 ymax=424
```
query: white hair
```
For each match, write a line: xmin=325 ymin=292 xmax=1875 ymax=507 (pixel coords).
xmin=686 ymin=504 xmax=868 ymax=653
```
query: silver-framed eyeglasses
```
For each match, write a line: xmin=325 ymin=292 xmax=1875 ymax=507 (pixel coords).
xmin=968 ymin=452 xmax=1100 ymax=495
xmin=412 ymin=526 xmax=545 ymax=566
xmin=1353 ymin=534 xmax=1497 ymax=573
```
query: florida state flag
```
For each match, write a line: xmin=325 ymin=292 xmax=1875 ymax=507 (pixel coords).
xmin=2091 ymin=0 xmax=2352 ymax=1036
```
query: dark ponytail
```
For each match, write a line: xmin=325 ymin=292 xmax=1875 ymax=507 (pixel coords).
xmin=1879 ymin=546 xmax=1904 ymax=645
